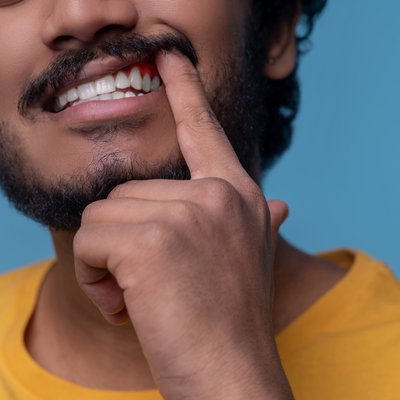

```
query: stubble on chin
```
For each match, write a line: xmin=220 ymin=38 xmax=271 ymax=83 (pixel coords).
xmin=0 ymin=119 xmax=191 ymax=230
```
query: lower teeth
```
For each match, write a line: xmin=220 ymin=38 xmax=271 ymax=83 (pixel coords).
xmin=71 ymin=90 xmax=140 ymax=107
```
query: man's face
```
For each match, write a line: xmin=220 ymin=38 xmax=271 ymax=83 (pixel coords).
xmin=0 ymin=0 xmax=270 ymax=230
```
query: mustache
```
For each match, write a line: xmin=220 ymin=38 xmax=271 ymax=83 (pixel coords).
xmin=18 ymin=32 xmax=198 ymax=118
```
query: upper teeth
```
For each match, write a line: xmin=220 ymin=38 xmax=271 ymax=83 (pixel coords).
xmin=55 ymin=65 xmax=161 ymax=112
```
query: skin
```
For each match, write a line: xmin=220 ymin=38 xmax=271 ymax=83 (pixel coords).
xmin=0 ymin=0 xmax=250 ymax=181
xmin=1 ymin=0 xmax=346 ymax=398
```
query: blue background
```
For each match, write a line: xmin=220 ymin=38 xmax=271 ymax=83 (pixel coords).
xmin=1 ymin=0 xmax=399 ymax=273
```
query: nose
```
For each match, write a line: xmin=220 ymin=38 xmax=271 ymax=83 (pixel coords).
xmin=41 ymin=0 xmax=138 ymax=50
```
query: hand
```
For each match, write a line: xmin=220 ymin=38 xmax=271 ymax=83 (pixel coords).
xmin=74 ymin=50 xmax=293 ymax=400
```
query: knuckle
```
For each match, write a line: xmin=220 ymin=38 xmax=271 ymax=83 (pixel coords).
xmin=179 ymin=68 xmax=202 ymax=85
xmin=179 ymin=106 xmax=222 ymax=133
xmin=247 ymin=184 xmax=265 ymax=206
xmin=248 ymin=187 xmax=269 ymax=222
xmin=81 ymin=201 xmax=103 ymax=225
xmin=142 ymin=221 xmax=173 ymax=248
xmin=108 ymin=182 xmax=134 ymax=199
xmin=173 ymin=201 xmax=200 ymax=225
xmin=73 ymin=228 xmax=87 ymax=258
xmin=208 ymin=178 xmax=236 ymax=200
xmin=108 ymin=185 xmax=124 ymax=199
xmin=204 ymin=178 xmax=238 ymax=212
xmin=80 ymin=208 xmax=91 ymax=226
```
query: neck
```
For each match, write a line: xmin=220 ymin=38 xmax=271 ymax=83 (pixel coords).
xmin=26 ymin=230 xmax=156 ymax=390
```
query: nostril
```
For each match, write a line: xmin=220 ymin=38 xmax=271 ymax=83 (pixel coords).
xmin=41 ymin=2 xmax=139 ymax=50
xmin=52 ymin=35 xmax=77 ymax=49
xmin=48 ymin=35 xmax=96 ymax=52
xmin=49 ymin=24 xmax=132 ymax=51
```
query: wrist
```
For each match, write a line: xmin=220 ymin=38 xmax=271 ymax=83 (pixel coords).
xmin=166 ymin=343 xmax=293 ymax=400
xmin=211 ymin=358 xmax=294 ymax=400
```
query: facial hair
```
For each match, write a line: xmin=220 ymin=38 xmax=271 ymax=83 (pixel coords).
xmin=0 ymin=29 xmax=269 ymax=231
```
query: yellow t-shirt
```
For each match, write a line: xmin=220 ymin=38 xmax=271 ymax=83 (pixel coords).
xmin=0 ymin=250 xmax=399 ymax=399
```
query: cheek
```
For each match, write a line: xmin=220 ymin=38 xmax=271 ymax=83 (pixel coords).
xmin=0 ymin=9 xmax=31 ymax=111
xmin=0 ymin=5 xmax=47 ymax=118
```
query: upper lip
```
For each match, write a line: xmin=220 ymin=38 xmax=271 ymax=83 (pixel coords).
xmin=41 ymin=54 xmax=154 ymax=111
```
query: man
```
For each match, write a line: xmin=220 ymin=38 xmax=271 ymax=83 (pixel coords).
xmin=1 ymin=1 xmax=399 ymax=399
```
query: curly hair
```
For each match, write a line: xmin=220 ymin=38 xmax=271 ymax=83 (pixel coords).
xmin=251 ymin=0 xmax=328 ymax=170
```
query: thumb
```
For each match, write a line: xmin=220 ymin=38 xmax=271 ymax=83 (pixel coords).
xmin=268 ymin=200 xmax=289 ymax=251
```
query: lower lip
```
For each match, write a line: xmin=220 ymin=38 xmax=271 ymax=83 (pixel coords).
xmin=46 ymin=86 xmax=165 ymax=124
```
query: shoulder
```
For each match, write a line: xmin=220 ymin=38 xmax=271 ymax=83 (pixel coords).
xmin=0 ymin=261 xmax=53 ymax=334
xmin=321 ymin=249 xmax=400 ymax=304
xmin=0 ymin=261 xmax=52 ymax=297
xmin=305 ymin=248 xmax=400 ymax=328
xmin=278 ymin=250 xmax=400 ymax=399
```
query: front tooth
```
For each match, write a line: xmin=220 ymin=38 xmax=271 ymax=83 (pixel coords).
xmin=77 ymin=82 xmax=97 ymax=100
xmin=151 ymin=76 xmax=161 ymax=91
xmin=112 ymin=91 xmax=125 ymax=100
xmin=58 ymin=93 xmax=68 ymax=107
xmin=115 ymin=71 xmax=131 ymax=89
xmin=129 ymin=67 xmax=142 ymax=91
xmin=125 ymin=91 xmax=136 ymax=98
xmin=67 ymin=88 xmax=79 ymax=103
xmin=142 ymin=74 xmax=151 ymax=93
xmin=95 ymin=75 xmax=116 ymax=95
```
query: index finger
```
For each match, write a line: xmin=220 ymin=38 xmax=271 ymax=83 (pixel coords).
xmin=156 ymin=50 xmax=247 ymax=182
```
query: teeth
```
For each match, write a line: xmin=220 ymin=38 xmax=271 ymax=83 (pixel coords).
xmin=115 ymin=71 xmax=131 ymax=89
xmin=95 ymin=75 xmax=116 ymax=95
xmin=77 ymin=82 xmax=97 ymax=100
xmin=142 ymin=74 xmax=152 ymax=93
xmin=67 ymin=88 xmax=79 ymax=103
xmin=151 ymin=76 xmax=161 ymax=91
xmin=99 ymin=93 xmax=113 ymax=101
xmin=129 ymin=67 xmax=142 ymax=91
xmin=55 ymin=64 xmax=162 ymax=112
xmin=59 ymin=93 xmax=68 ymax=107
xmin=112 ymin=91 xmax=125 ymax=100
xmin=73 ymin=95 xmax=99 ymax=106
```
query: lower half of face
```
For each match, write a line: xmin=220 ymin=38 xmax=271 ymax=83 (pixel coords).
xmin=0 ymin=0 xmax=268 ymax=230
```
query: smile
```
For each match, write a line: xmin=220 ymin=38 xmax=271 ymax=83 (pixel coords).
xmin=53 ymin=61 xmax=162 ymax=113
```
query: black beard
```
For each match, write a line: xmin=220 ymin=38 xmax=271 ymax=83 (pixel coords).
xmin=0 ymin=32 xmax=269 ymax=231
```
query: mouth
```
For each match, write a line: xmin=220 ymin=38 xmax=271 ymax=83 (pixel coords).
xmin=47 ymin=58 xmax=162 ymax=114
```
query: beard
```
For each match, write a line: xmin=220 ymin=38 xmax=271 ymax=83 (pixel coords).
xmin=0 ymin=30 xmax=270 ymax=231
